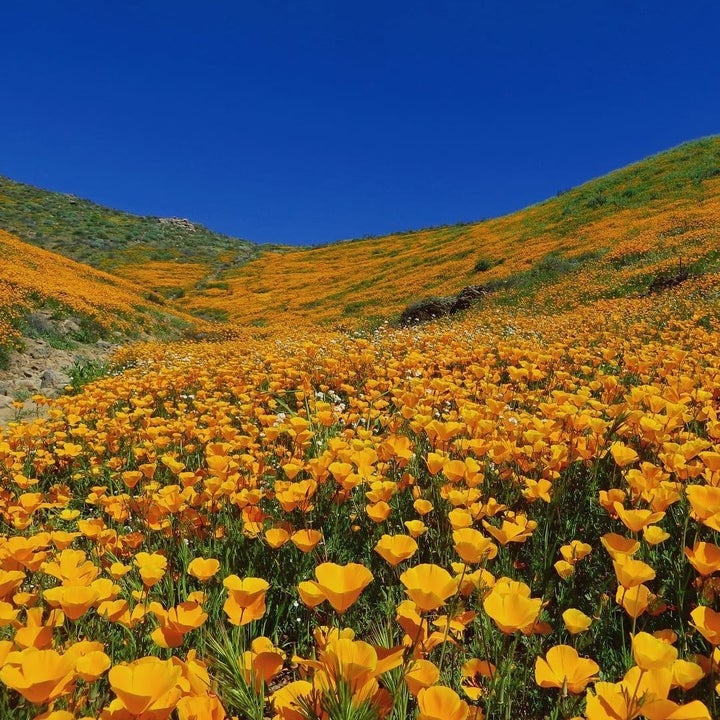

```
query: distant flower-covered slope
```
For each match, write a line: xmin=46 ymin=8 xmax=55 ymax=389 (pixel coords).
xmin=176 ymin=136 xmax=720 ymax=328
xmin=0 ymin=228 xmax=213 ymax=364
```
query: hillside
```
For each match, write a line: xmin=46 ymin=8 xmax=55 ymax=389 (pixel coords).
xmin=0 ymin=174 xmax=266 ymax=280
xmin=0 ymin=227 xmax=221 ymax=418
xmin=173 ymin=136 xmax=720 ymax=328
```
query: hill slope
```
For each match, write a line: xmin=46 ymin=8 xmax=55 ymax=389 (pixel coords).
xmin=0 ymin=174 xmax=264 ymax=276
xmin=175 ymin=136 xmax=720 ymax=328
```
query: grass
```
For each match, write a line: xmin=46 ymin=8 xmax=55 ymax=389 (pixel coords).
xmin=0 ymin=174 xmax=266 ymax=273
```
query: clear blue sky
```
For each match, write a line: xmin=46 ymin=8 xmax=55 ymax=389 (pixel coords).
xmin=1 ymin=1 xmax=718 ymax=246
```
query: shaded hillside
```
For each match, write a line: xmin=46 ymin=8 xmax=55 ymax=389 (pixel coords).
xmin=0 ymin=175 xmax=264 ymax=273
xmin=176 ymin=136 xmax=720 ymax=328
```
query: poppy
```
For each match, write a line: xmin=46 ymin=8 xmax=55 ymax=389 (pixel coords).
xmin=400 ymin=564 xmax=457 ymax=612
xmin=374 ymin=534 xmax=418 ymax=567
xmin=223 ymin=575 xmax=269 ymax=626
xmin=562 ymin=608 xmax=592 ymax=634
xmin=690 ymin=606 xmax=720 ymax=646
xmin=631 ymin=631 xmax=677 ymax=671
xmin=452 ymin=528 xmax=497 ymax=564
xmin=685 ymin=542 xmax=720 ymax=576
xmin=0 ymin=647 xmax=75 ymax=704
xmin=312 ymin=562 xmax=373 ymax=614
xmin=404 ymin=659 xmax=439 ymax=696
xmin=290 ymin=529 xmax=323 ymax=552
xmin=535 ymin=645 xmax=599 ymax=694
xmin=416 ymin=685 xmax=470 ymax=720
xmin=108 ymin=656 xmax=183 ymax=716
xmin=187 ymin=557 xmax=220 ymax=582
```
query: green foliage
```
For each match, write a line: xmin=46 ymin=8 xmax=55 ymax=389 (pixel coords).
xmin=472 ymin=257 xmax=493 ymax=273
xmin=66 ymin=357 xmax=109 ymax=392
xmin=0 ymin=175 xmax=266 ymax=272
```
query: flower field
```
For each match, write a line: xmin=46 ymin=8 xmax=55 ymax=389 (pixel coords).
xmin=1 ymin=275 xmax=720 ymax=719
xmin=1 ymin=138 xmax=720 ymax=719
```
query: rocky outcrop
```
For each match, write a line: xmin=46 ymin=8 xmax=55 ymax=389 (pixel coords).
xmin=399 ymin=285 xmax=488 ymax=326
xmin=0 ymin=336 xmax=114 ymax=425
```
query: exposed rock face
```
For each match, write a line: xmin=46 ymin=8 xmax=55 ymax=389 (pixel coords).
xmin=399 ymin=285 xmax=488 ymax=326
xmin=159 ymin=217 xmax=197 ymax=232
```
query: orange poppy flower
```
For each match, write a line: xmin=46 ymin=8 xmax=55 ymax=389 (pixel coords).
xmin=400 ymin=564 xmax=457 ymax=612
xmin=482 ymin=514 xmax=536 ymax=545
xmin=416 ymin=685 xmax=470 ymax=720
xmin=609 ymin=442 xmax=639 ymax=467
xmin=612 ymin=503 xmax=665 ymax=533
xmin=535 ymin=645 xmax=599 ymax=694
xmin=685 ymin=542 xmax=720 ymax=576
xmin=600 ymin=532 xmax=640 ymax=560
xmin=176 ymin=694 xmax=228 ymax=720
xmin=613 ymin=556 xmax=656 ymax=588
xmin=223 ymin=575 xmax=270 ymax=626
xmin=187 ymin=557 xmax=220 ymax=582
xmin=404 ymin=659 xmax=439 ymax=696
xmin=0 ymin=647 xmax=75 ymax=704
xmin=554 ymin=560 xmax=574 ymax=579
xmin=265 ymin=527 xmax=291 ymax=549
xmin=559 ymin=540 xmax=592 ymax=564
xmin=615 ymin=584 xmax=653 ymax=619
xmin=374 ymin=534 xmax=418 ymax=566
xmin=133 ymin=551 xmax=168 ymax=587
xmin=671 ymin=659 xmax=704 ymax=691
xmin=690 ymin=606 xmax=720 ymax=646
xmin=43 ymin=585 xmax=99 ymax=620
xmin=312 ymin=562 xmax=373 ymax=614
xmin=452 ymin=528 xmax=497 ymax=564
xmin=75 ymin=650 xmax=111 ymax=682
xmin=290 ymin=529 xmax=323 ymax=552
xmin=0 ymin=570 xmax=25 ymax=600
xmin=643 ymin=525 xmax=670 ymax=545
xmin=413 ymin=498 xmax=434 ymax=515
xmin=632 ymin=631 xmax=677 ymax=671
xmin=366 ymin=501 xmax=392 ymax=523
xmin=150 ymin=601 xmax=208 ymax=648
xmin=404 ymin=520 xmax=428 ymax=538
xmin=562 ymin=608 xmax=592 ymax=634
xmin=271 ymin=679 xmax=315 ymax=720
xmin=483 ymin=578 xmax=542 ymax=634
xmin=108 ymin=656 xmax=183 ymax=716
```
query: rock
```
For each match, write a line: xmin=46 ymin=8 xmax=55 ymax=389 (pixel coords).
xmin=96 ymin=340 xmax=112 ymax=350
xmin=399 ymin=285 xmax=489 ymax=326
xmin=40 ymin=369 xmax=60 ymax=388
xmin=0 ymin=395 xmax=11 ymax=408
xmin=26 ymin=311 xmax=54 ymax=335
xmin=30 ymin=345 xmax=52 ymax=359
xmin=60 ymin=319 xmax=82 ymax=335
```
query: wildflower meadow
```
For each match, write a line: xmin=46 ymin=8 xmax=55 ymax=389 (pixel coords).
xmin=1 ymin=280 xmax=720 ymax=720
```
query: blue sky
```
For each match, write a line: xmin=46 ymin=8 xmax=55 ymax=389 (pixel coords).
xmin=1 ymin=1 xmax=718 ymax=246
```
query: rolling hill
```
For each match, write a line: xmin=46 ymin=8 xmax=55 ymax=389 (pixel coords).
xmin=2 ymin=136 xmax=718 ymax=334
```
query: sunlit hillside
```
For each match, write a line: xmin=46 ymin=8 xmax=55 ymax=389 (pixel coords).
xmin=0 ymin=228 xmax=210 ymax=362
xmin=175 ymin=137 xmax=720 ymax=328
xmin=0 ymin=174 xmax=264 ymax=277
